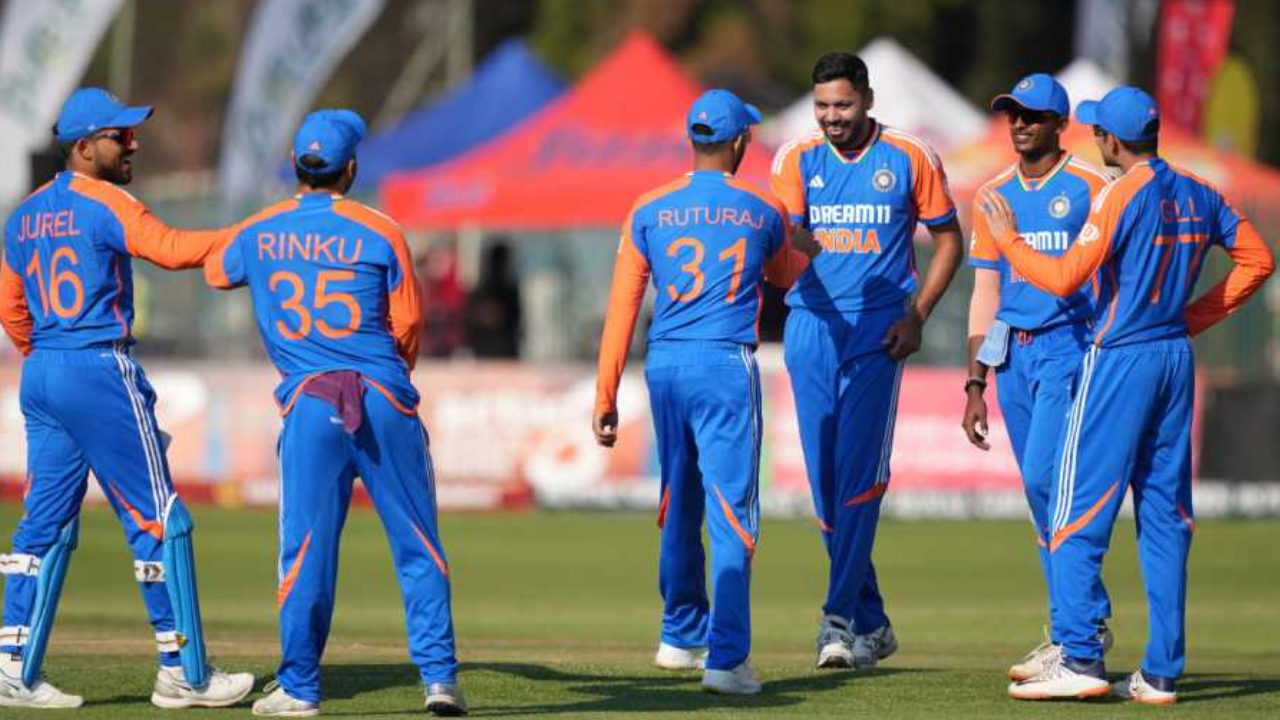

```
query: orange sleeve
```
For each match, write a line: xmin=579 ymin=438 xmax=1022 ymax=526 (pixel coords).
xmin=883 ymin=131 xmax=956 ymax=225
xmin=594 ymin=222 xmax=651 ymax=417
xmin=968 ymin=193 xmax=1001 ymax=268
xmin=909 ymin=144 xmax=956 ymax=225
xmin=386 ymin=233 xmax=422 ymax=369
xmin=994 ymin=175 xmax=1140 ymax=297
xmin=1185 ymin=218 xmax=1275 ymax=336
xmin=0 ymin=262 xmax=32 ymax=356
xmin=330 ymin=199 xmax=420 ymax=368
xmin=769 ymin=142 xmax=807 ymax=221
xmin=70 ymin=176 xmax=229 ymax=269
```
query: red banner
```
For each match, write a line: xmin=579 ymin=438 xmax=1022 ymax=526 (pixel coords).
xmin=1156 ymin=0 xmax=1235 ymax=133
xmin=0 ymin=357 xmax=1201 ymax=517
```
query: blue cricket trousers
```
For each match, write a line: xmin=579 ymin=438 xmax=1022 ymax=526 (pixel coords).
xmin=646 ymin=340 xmax=761 ymax=672
xmin=2 ymin=344 xmax=182 ymax=665
xmin=994 ymin=323 xmax=1111 ymax=642
xmin=783 ymin=306 xmax=902 ymax=632
xmin=275 ymin=388 xmax=457 ymax=702
xmin=1050 ymin=339 xmax=1194 ymax=680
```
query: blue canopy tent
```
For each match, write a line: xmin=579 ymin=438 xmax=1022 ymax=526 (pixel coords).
xmin=354 ymin=39 xmax=565 ymax=191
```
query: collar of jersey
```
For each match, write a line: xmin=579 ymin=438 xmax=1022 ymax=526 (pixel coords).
xmin=293 ymin=191 xmax=344 ymax=201
xmin=825 ymin=120 xmax=880 ymax=165
xmin=686 ymin=170 xmax=731 ymax=179
xmin=1016 ymin=152 xmax=1071 ymax=192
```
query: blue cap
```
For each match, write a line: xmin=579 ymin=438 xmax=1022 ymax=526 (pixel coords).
xmin=1076 ymin=86 xmax=1160 ymax=143
xmin=687 ymin=89 xmax=761 ymax=144
xmin=990 ymin=73 xmax=1069 ymax=117
xmin=293 ymin=109 xmax=367 ymax=174
xmin=55 ymin=88 xmax=152 ymax=142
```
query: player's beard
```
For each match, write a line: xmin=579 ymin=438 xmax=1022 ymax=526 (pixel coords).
xmin=100 ymin=151 xmax=134 ymax=185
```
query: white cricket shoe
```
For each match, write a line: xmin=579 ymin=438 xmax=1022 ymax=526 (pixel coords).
xmin=425 ymin=682 xmax=468 ymax=716
xmin=851 ymin=625 xmax=898 ymax=669
xmin=251 ymin=681 xmax=319 ymax=717
xmin=0 ymin=668 xmax=83 ymax=709
xmin=654 ymin=643 xmax=707 ymax=670
xmin=815 ymin=614 xmax=855 ymax=669
xmin=701 ymin=663 xmax=761 ymax=695
xmin=1008 ymin=625 xmax=1114 ymax=682
xmin=1008 ymin=655 xmax=1109 ymax=701
xmin=151 ymin=664 xmax=255 ymax=709
xmin=1113 ymin=670 xmax=1177 ymax=706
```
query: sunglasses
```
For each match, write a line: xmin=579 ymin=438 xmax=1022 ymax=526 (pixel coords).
xmin=1005 ymin=108 xmax=1056 ymax=125
xmin=90 ymin=127 xmax=136 ymax=146
xmin=1091 ymin=126 xmax=1110 ymax=138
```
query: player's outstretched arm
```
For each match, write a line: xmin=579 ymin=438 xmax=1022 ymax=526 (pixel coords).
xmin=1186 ymin=217 xmax=1275 ymax=336
xmin=981 ymin=187 xmax=1110 ymax=297
xmin=593 ymin=233 xmax=650 ymax=448
xmin=71 ymin=177 xmax=230 ymax=270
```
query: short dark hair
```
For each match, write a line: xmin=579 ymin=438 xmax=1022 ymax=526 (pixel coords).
xmin=689 ymin=122 xmax=734 ymax=154
xmin=1119 ymin=119 xmax=1160 ymax=155
xmin=294 ymin=153 xmax=345 ymax=188
xmin=812 ymin=52 xmax=869 ymax=88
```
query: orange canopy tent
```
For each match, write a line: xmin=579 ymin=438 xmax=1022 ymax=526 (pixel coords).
xmin=381 ymin=32 xmax=775 ymax=231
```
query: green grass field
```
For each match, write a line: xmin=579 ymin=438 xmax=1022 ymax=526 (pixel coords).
xmin=2 ymin=504 xmax=1277 ymax=718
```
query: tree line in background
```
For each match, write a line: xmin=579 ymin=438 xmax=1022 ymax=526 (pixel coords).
xmin=10 ymin=0 xmax=1278 ymax=175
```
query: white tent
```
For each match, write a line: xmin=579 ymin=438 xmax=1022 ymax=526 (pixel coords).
xmin=761 ymin=37 xmax=987 ymax=152
xmin=1054 ymin=57 xmax=1121 ymax=110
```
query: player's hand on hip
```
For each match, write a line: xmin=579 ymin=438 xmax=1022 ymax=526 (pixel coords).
xmin=593 ymin=411 xmax=619 ymax=448
xmin=882 ymin=309 xmax=923 ymax=360
xmin=961 ymin=392 xmax=991 ymax=450
xmin=979 ymin=187 xmax=1018 ymax=240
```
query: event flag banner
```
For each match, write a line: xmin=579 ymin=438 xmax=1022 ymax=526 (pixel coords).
xmin=0 ymin=0 xmax=125 ymax=211
xmin=0 ymin=359 xmax=1231 ymax=517
xmin=217 ymin=0 xmax=384 ymax=212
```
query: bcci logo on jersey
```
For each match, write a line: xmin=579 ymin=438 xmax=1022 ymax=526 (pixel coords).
xmin=872 ymin=168 xmax=896 ymax=192
xmin=1049 ymin=194 xmax=1070 ymax=219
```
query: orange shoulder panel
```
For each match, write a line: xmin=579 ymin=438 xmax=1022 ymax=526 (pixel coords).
xmin=880 ymin=128 xmax=955 ymax=222
xmin=206 ymin=198 xmax=299 ymax=289
xmin=331 ymin=199 xmax=421 ymax=367
xmin=1063 ymin=158 xmax=1112 ymax=196
xmin=770 ymin=132 xmax=823 ymax=219
xmin=970 ymin=167 xmax=1016 ymax=265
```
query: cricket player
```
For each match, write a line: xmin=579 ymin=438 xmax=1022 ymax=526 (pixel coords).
xmin=593 ymin=89 xmax=807 ymax=695
xmin=203 ymin=110 xmax=464 ymax=717
xmin=771 ymin=52 xmax=964 ymax=669
xmin=0 ymin=88 xmax=254 ymax=709
xmin=981 ymin=87 xmax=1273 ymax=704
xmin=962 ymin=74 xmax=1115 ymax=681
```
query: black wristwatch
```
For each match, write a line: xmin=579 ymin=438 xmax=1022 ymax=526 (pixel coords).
xmin=964 ymin=376 xmax=988 ymax=393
